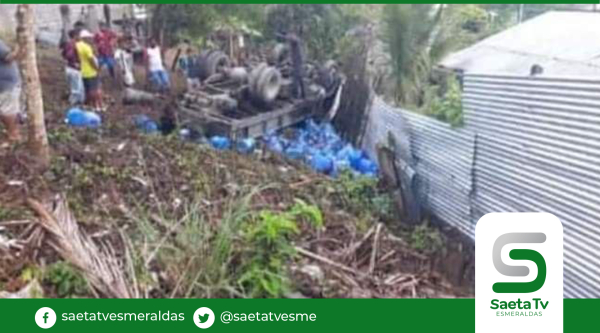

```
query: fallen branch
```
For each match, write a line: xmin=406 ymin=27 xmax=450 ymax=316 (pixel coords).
xmin=369 ymin=223 xmax=383 ymax=274
xmin=28 ymin=197 xmax=138 ymax=298
xmin=344 ymin=224 xmax=376 ymax=258
xmin=295 ymin=246 xmax=366 ymax=278
xmin=289 ymin=177 xmax=320 ymax=189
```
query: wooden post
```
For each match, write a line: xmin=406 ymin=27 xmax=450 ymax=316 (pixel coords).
xmin=16 ymin=4 xmax=50 ymax=168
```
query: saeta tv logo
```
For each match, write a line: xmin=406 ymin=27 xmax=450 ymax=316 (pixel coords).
xmin=492 ymin=232 xmax=546 ymax=293
xmin=475 ymin=213 xmax=562 ymax=333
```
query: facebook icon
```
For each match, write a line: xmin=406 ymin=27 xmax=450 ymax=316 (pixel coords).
xmin=35 ymin=307 xmax=56 ymax=329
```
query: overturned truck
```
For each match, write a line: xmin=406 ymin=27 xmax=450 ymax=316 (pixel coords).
xmin=177 ymin=46 xmax=343 ymax=140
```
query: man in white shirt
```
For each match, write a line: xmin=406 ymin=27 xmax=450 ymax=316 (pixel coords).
xmin=144 ymin=38 xmax=170 ymax=93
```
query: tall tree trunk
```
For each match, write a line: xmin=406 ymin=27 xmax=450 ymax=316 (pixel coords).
xmin=333 ymin=29 xmax=372 ymax=145
xmin=59 ymin=5 xmax=71 ymax=47
xmin=151 ymin=4 xmax=165 ymax=41
xmin=16 ymin=4 xmax=50 ymax=168
xmin=86 ymin=4 xmax=99 ymax=33
xmin=103 ymin=4 xmax=112 ymax=28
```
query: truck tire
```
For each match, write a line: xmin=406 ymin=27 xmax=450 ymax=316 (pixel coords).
xmin=198 ymin=50 xmax=230 ymax=80
xmin=249 ymin=64 xmax=282 ymax=103
xmin=257 ymin=67 xmax=282 ymax=102
xmin=249 ymin=63 xmax=267 ymax=98
xmin=207 ymin=51 xmax=230 ymax=76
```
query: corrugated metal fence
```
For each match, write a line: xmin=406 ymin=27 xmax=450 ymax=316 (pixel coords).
xmin=464 ymin=74 xmax=600 ymax=298
xmin=363 ymin=97 xmax=477 ymax=237
xmin=365 ymin=74 xmax=600 ymax=297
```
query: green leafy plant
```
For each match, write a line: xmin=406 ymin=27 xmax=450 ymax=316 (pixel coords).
xmin=239 ymin=201 xmax=322 ymax=297
xmin=288 ymin=199 xmax=324 ymax=229
xmin=409 ymin=224 xmax=445 ymax=254
xmin=428 ymin=74 xmax=464 ymax=127
xmin=382 ymin=4 xmax=455 ymax=106
xmin=20 ymin=265 xmax=43 ymax=283
xmin=48 ymin=126 xmax=74 ymax=144
xmin=458 ymin=4 xmax=489 ymax=33
xmin=43 ymin=262 xmax=89 ymax=298
xmin=264 ymin=4 xmax=355 ymax=61
xmin=334 ymin=171 xmax=393 ymax=220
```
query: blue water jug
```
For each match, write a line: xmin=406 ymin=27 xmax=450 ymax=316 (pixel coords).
xmin=285 ymin=143 xmax=305 ymax=160
xmin=356 ymin=158 xmax=378 ymax=175
xmin=210 ymin=136 xmax=231 ymax=150
xmin=265 ymin=135 xmax=284 ymax=153
xmin=133 ymin=115 xmax=159 ymax=134
xmin=349 ymin=150 xmax=365 ymax=169
xmin=310 ymin=153 xmax=334 ymax=174
xmin=236 ymin=138 xmax=256 ymax=154
xmin=65 ymin=108 xmax=101 ymax=128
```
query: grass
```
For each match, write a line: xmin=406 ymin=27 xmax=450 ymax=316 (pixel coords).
xmin=123 ymin=184 xmax=268 ymax=298
xmin=118 ymin=182 xmax=327 ymax=299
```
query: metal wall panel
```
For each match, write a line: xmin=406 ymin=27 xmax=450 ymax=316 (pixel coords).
xmin=364 ymin=97 xmax=476 ymax=237
xmin=364 ymin=74 xmax=600 ymax=297
xmin=464 ymin=74 xmax=600 ymax=298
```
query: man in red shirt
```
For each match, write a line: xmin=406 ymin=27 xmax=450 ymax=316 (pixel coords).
xmin=60 ymin=29 xmax=84 ymax=105
xmin=94 ymin=22 xmax=117 ymax=79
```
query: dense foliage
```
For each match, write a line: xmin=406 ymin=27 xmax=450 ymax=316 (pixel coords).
xmin=150 ymin=4 xmax=267 ymax=45
xmin=148 ymin=4 xmax=584 ymax=125
xmin=263 ymin=4 xmax=367 ymax=61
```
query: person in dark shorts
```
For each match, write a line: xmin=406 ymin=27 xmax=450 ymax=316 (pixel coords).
xmin=76 ymin=30 xmax=105 ymax=112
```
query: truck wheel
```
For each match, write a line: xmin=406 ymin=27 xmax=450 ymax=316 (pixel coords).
xmin=249 ymin=63 xmax=268 ymax=98
xmin=198 ymin=50 xmax=230 ymax=80
xmin=207 ymin=51 xmax=230 ymax=76
xmin=250 ymin=64 xmax=281 ymax=103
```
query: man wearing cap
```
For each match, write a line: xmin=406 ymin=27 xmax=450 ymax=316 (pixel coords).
xmin=0 ymin=37 xmax=24 ymax=146
xmin=76 ymin=30 xmax=104 ymax=112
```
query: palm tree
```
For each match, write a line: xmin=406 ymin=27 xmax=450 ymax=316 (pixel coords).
xmin=382 ymin=4 xmax=454 ymax=106
xmin=16 ymin=4 xmax=50 ymax=167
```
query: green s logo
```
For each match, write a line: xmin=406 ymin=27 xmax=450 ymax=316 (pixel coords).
xmin=492 ymin=233 xmax=546 ymax=293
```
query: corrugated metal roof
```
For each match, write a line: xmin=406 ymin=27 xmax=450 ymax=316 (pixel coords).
xmin=441 ymin=11 xmax=600 ymax=76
